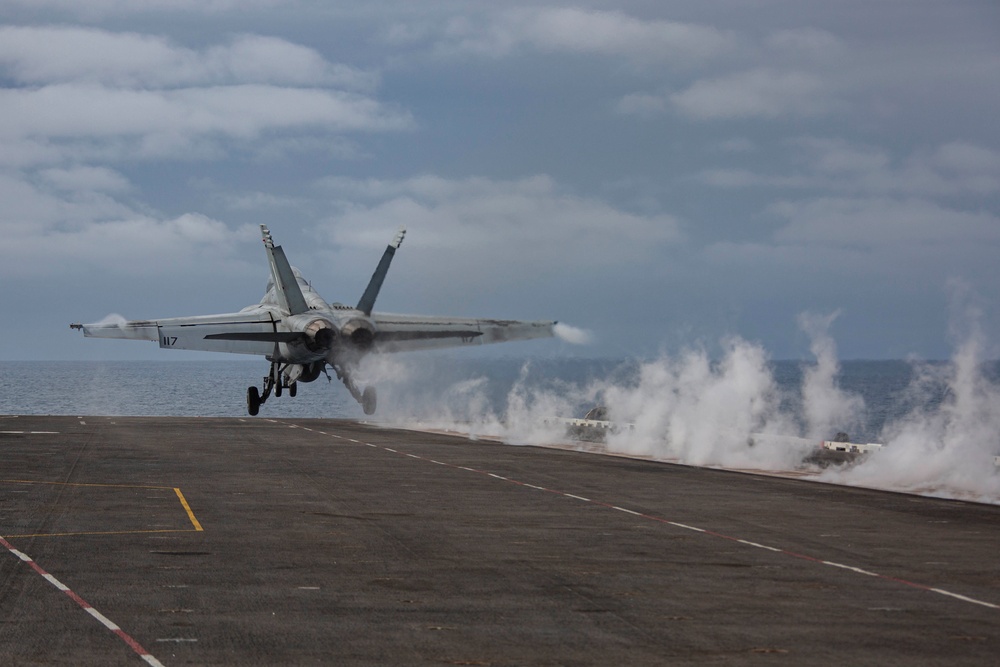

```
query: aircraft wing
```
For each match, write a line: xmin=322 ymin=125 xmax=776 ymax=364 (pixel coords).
xmin=372 ymin=314 xmax=555 ymax=353
xmin=73 ymin=310 xmax=283 ymax=356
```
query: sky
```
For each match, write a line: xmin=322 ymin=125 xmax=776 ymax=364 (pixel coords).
xmin=2 ymin=0 xmax=999 ymax=362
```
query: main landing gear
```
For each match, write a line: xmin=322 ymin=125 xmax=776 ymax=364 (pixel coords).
xmin=245 ymin=360 xmax=376 ymax=416
xmin=246 ymin=361 xmax=298 ymax=416
xmin=246 ymin=385 xmax=261 ymax=416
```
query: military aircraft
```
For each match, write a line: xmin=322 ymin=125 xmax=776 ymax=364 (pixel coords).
xmin=71 ymin=225 xmax=555 ymax=415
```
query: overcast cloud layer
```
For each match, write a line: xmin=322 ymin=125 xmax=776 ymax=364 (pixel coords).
xmin=2 ymin=1 xmax=998 ymax=360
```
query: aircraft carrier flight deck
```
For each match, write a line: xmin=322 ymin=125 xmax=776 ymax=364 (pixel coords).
xmin=1 ymin=415 xmax=998 ymax=665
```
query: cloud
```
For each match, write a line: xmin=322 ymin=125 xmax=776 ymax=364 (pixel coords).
xmin=0 ymin=26 xmax=376 ymax=89
xmin=215 ymin=35 xmax=377 ymax=90
xmin=671 ymin=68 xmax=833 ymax=119
xmin=765 ymin=28 xmax=846 ymax=62
xmin=38 ymin=166 xmax=131 ymax=193
xmin=4 ymin=0 xmax=286 ymax=17
xmin=795 ymin=139 xmax=1000 ymax=195
xmin=770 ymin=197 xmax=1000 ymax=248
xmin=697 ymin=138 xmax=1000 ymax=196
xmin=0 ymin=27 xmax=405 ymax=168
xmin=701 ymin=191 xmax=1000 ymax=303
xmin=0 ymin=211 xmax=253 ymax=278
xmin=508 ymin=8 xmax=734 ymax=63
xmin=0 ymin=172 xmax=135 ymax=231
xmin=315 ymin=174 xmax=683 ymax=290
xmin=0 ymin=167 xmax=260 ymax=279
xmin=392 ymin=7 xmax=734 ymax=66
xmin=0 ymin=84 xmax=410 ymax=163
xmin=615 ymin=92 xmax=668 ymax=117
xmin=697 ymin=169 xmax=768 ymax=188
xmin=696 ymin=132 xmax=1000 ymax=320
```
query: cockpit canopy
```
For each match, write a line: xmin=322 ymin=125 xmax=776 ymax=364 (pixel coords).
xmin=261 ymin=268 xmax=328 ymax=310
xmin=264 ymin=267 xmax=311 ymax=293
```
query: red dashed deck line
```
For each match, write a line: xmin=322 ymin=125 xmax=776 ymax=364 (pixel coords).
xmin=0 ymin=535 xmax=165 ymax=667
xmin=299 ymin=424 xmax=999 ymax=613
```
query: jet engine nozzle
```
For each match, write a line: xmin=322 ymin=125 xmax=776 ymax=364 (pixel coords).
xmin=303 ymin=318 xmax=336 ymax=352
xmin=313 ymin=327 xmax=336 ymax=350
xmin=340 ymin=318 xmax=376 ymax=350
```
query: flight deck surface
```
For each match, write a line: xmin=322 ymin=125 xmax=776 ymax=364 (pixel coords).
xmin=1 ymin=415 xmax=998 ymax=665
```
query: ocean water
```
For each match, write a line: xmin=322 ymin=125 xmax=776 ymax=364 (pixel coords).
xmin=0 ymin=357 xmax=964 ymax=442
xmin=1 ymin=360 xmax=358 ymax=419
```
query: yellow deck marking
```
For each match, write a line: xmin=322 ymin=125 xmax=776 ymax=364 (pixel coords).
xmin=0 ymin=480 xmax=204 ymax=537
xmin=1 ymin=479 xmax=173 ymax=490
xmin=173 ymin=488 xmax=203 ymax=532
xmin=5 ymin=529 xmax=201 ymax=539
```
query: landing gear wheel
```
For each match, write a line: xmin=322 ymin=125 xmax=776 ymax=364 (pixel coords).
xmin=361 ymin=387 xmax=377 ymax=415
xmin=247 ymin=386 xmax=261 ymax=416
xmin=275 ymin=382 xmax=282 ymax=398
xmin=289 ymin=383 xmax=297 ymax=398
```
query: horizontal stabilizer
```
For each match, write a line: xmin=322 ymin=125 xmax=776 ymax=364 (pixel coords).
xmin=204 ymin=332 xmax=305 ymax=343
xmin=373 ymin=316 xmax=554 ymax=353
xmin=378 ymin=330 xmax=483 ymax=342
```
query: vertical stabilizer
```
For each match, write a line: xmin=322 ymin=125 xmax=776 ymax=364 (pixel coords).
xmin=261 ymin=225 xmax=309 ymax=315
xmin=357 ymin=226 xmax=406 ymax=316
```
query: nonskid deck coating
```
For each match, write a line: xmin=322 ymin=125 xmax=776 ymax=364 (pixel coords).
xmin=1 ymin=415 xmax=998 ymax=666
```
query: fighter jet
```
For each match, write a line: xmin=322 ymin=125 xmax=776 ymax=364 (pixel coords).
xmin=71 ymin=225 xmax=555 ymax=415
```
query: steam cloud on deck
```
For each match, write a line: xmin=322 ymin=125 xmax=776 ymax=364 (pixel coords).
xmin=364 ymin=309 xmax=1000 ymax=505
